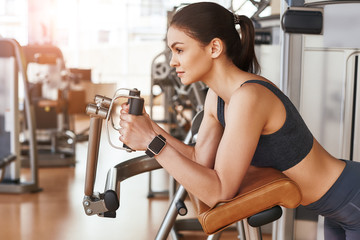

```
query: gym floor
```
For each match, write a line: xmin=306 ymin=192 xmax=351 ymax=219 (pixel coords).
xmin=0 ymin=114 xmax=271 ymax=240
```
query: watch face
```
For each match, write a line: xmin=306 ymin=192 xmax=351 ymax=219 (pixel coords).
xmin=148 ymin=136 xmax=166 ymax=154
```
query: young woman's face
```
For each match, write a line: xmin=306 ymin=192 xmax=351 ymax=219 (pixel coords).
xmin=167 ymin=26 xmax=213 ymax=85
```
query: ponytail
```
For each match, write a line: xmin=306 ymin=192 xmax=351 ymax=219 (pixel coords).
xmin=232 ymin=14 xmax=260 ymax=74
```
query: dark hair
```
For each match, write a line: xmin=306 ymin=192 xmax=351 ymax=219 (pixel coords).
xmin=170 ymin=2 xmax=260 ymax=74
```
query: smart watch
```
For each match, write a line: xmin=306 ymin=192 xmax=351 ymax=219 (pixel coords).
xmin=145 ymin=135 xmax=166 ymax=157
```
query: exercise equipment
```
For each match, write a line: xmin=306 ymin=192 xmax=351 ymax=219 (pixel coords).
xmin=82 ymin=88 xmax=302 ymax=239
xmin=0 ymin=37 xmax=40 ymax=193
xmin=21 ymin=44 xmax=78 ymax=167
xmin=281 ymin=7 xmax=323 ymax=34
xmin=83 ymin=88 xmax=144 ymax=217
xmin=280 ymin=1 xmax=360 ymax=237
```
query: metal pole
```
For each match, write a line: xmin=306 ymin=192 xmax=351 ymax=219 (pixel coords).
xmin=84 ymin=117 xmax=103 ymax=197
xmin=155 ymin=185 xmax=187 ymax=240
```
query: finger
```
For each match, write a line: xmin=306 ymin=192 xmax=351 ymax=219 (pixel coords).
xmin=119 ymin=114 xmax=132 ymax=131
xmin=121 ymin=102 xmax=129 ymax=111
xmin=118 ymin=127 xmax=124 ymax=135
xmin=119 ymin=135 xmax=125 ymax=143
xmin=119 ymin=120 xmax=125 ymax=128
xmin=118 ymin=128 xmax=128 ymax=143
xmin=122 ymin=113 xmax=137 ymax=124
xmin=119 ymin=112 xmax=129 ymax=121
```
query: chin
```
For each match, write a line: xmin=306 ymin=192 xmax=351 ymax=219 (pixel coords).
xmin=180 ymin=77 xmax=197 ymax=86
xmin=180 ymin=78 xmax=191 ymax=85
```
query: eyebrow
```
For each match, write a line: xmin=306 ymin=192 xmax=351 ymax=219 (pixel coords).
xmin=170 ymin=41 xmax=184 ymax=49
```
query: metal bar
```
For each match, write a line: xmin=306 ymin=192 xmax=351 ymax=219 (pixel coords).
xmin=15 ymin=39 xmax=39 ymax=188
xmin=207 ymin=232 xmax=222 ymax=240
xmin=84 ymin=117 xmax=103 ymax=197
xmin=105 ymin=167 xmax=118 ymax=194
xmin=350 ymin=55 xmax=359 ymax=161
xmin=276 ymin=208 xmax=295 ymax=240
xmin=237 ymin=220 xmax=246 ymax=240
xmin=243 ymin=218 xmax=262 ymax=240
xmin=155 ymin=185 xmax=187 ymax=240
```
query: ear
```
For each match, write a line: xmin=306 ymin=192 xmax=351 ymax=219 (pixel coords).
xmin=209 ymin=38 xmax=224 ymax=59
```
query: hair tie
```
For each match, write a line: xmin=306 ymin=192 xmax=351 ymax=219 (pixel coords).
xmin=233 ymin=14 xmax=241 ymax=25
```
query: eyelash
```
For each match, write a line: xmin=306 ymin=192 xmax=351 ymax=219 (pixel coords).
xmin=175 ymin=48 xmax=183 ymax=54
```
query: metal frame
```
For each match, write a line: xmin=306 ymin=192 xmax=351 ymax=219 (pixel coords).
xmin=21 ymin=44 xmax=77 ymax=167
xmin=0 ymin=38 xmax=40 ymax=193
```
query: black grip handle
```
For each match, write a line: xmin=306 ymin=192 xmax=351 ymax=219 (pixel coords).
xmin=123 ymin=89 xmax=144 ymax=151
xmin=128 ymin=97 xmax=144 ymax=116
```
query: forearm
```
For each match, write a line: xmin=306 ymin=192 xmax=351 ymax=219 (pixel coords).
xmin=155 ymin=142 xmax=222 ymax=207
xmin=150 ymin=118 xmax=195 ymax=160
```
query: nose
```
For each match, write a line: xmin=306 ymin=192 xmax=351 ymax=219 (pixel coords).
xmin=169 ymin=52 xmax=178 ymax=68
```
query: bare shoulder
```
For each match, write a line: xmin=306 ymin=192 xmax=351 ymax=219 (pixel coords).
xmin=227 ymin=80 xmax=279 ymax=125
xmin=230 ymin=82 xmax=264 ymax=107
xmin=231 ymin=79 xmax=278 ymax=103
xmin=228 ymin=79 xmax=285 ymax=135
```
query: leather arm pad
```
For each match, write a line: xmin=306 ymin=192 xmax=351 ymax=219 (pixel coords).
xmin=188 ymin=166 xmax=302 ymax=235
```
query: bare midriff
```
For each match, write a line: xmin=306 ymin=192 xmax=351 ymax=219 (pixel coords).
xmin=283 ymin=138 xmax=346 ymax=206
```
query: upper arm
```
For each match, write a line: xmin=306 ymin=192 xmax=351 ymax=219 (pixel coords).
xmin=193 ymin=89 xmax=224 ymax=168
xmin=214 ymin=85 xmax=269 ymax=199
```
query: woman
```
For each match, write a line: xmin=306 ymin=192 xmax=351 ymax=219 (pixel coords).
xmin=119 ymin=2 xmax=360 ymax=239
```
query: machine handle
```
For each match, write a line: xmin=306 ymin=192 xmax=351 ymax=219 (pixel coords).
xmin=83 ymin=88 xmax=145 ymax=217
xmin=122 ymin=95 xmax=144 ymax=151
xmin=104 ymin=88 xmax=144 ymax=151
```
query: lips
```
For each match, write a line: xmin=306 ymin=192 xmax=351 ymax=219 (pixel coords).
xmin=176 ymin=71 xmax=184 ymax=78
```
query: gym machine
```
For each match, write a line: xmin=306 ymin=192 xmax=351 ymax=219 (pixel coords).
xmin=21 ymin=44 xmax=78 ymax=167
xmin=83 ymin=88 xmax=146 ymax=217
xmin=82 ymin=88 xmax=302 ymax=239
xmin=0 ymin=38 xmax=40 ymax=193
xmin=280 ymin=0 xmax=360 ymax=238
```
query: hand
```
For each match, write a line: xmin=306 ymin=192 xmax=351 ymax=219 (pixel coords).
xmin=119 ymin=103 xmax=156 ymax=151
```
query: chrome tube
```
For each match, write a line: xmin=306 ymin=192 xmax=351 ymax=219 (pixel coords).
xmin=105 ymin=167 xmax=119 ymax=199
xmin=155 ymin=185 xmax=187 ymax=240
xmin=84 ymin=117 xmax=103 ymax=197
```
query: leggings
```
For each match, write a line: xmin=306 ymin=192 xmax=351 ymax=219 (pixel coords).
xmin=304 ymin=160 xmax=360 ymax=240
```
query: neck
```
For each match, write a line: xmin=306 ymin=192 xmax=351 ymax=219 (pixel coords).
xmin=203 ymin=62 xmax=251 ymax=103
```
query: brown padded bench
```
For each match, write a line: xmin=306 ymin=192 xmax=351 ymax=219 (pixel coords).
xmin=188 ymin=165 xmax=302 ymax=235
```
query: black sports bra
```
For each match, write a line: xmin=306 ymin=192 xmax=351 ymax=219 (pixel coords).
xmin=217 ymin=80 xmax=313 ymax=171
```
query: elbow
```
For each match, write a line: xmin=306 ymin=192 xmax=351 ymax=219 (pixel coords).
xmin=204 ymin=191 xmax=236 ymax=208
xmin=190 ymin=170 xmax=239 ymax=208
xmin=204 ymin=181 xmax=237 ymax=208
xmin=202 ymin=197 xmax=221 ymax=209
